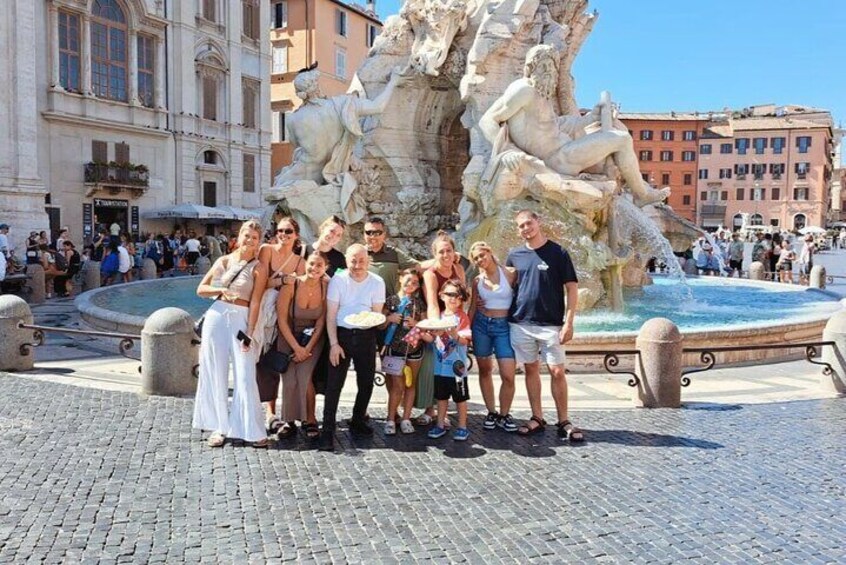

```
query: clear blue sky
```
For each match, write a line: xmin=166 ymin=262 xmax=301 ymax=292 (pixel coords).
xmin=375 ymin=0 xmax=846 ymax=132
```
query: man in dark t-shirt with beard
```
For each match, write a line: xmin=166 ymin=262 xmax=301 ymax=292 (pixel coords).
xmin=506 ymin=209 xmax=584 ymax=442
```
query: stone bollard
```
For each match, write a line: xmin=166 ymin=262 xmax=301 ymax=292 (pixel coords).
xmin=83 ymin=260 xmax=101 ymax=291
xmin=25 ymin=264 xmax=46 ymax=304
xmin=809 ymin=265 xmax=826 ymax=289
xmin=634 ymin=318 xmax=682 ymax=408
xmin=682 ymin=259 xmax=698 ymax=276
xmin=749 ymin=261 xmax=766 ymax=281
xmin=195 ymin=256 xmax=211 ymax=275
xmin=821 ymin=311 xmax=846 ymax=395
xmin=140 ymin=258 xmax=158 ymax=280
xmin=0 ymin=295 xmax=35 ymax=371
xmin=141 ymin=307 xmax=198 ymax=397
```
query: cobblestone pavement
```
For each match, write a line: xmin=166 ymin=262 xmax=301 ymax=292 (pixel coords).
xmin=0 ymin=375 xmax=843 ymax=563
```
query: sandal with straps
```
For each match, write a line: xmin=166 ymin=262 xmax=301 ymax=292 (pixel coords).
xmin=557 ymin=420 xmax=585 ymax=442
xmin=517 ymin=415 xmax=546 ymax=436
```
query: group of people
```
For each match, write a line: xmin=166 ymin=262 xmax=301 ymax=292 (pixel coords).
xmin=192 ymin=210 xmax=586 ymax=452
xmin=684 ymin=230 xmax=818 ymax=284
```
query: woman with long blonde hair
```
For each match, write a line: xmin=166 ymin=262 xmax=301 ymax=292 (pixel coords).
xmin=468 ymin=241 xmax=518 ymax=432
xmin=193 ymin=220 xmax=269 ymax=448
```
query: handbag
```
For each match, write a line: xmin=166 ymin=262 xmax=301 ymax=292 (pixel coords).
xmin=194 ymin=259 xmax=255 ymax=337
xmin=381 ymin=355 xmax=406 ymax=376
xmin=290 ymin=279 xmax=321 ymax=350
xmin=259 ymin=348 xmax=291 ymax=373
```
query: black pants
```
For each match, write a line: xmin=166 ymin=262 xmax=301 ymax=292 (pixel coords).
xmin=322 ymin=327 xmax=376 ymax=432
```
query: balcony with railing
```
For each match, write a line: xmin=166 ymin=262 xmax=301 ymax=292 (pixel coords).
xmin=83 ymin=162 xmax=150 ymax=197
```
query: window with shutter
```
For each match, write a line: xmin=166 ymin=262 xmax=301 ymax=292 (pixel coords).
xmin=242 ymin=79 xmax=258 ymax=129
xmin=272 ymin=44 xmax=287 ymax=74
xmin=243 ymin=154 xmax=256 ymax=193
xmin=272 ymin=1 xmax=288 ymax=28
xmin=203 ymin=76 xmax=217 ymax=121
xmin=115 ymin=142 xmax=130 ymax=164
xmin=203 ymin=0 xmax=216 ymax=22
xmin=92 ymin=140 xmax=108 ymax=163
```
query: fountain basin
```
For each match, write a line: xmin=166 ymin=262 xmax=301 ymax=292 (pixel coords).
xmin=76 ymin=275 xmax=843 ymax=369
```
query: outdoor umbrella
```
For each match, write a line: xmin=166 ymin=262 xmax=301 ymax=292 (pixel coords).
xmin=799 ymin=226 xmax=827 ymax=235
xmin=217 ymin=205 xmax=263 ymax=221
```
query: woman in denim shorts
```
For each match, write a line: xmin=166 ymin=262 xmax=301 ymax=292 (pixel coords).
xmin=468 ymin=242 xmax=518 ymax=432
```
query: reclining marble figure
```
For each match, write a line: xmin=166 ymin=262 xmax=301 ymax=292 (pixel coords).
xmin=477 ymin=45 xmax=670 ymax=217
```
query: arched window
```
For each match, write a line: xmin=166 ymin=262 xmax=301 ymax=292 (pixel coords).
xmin=793 ymin=214 xmax=807 ymax=230
xmin=91 ymin=0 xmax=128 ymax=102
xmin=750 ymin=214 xmax=763 ymax=226
xmin=732 ymin=213 xmax=744 ymax=228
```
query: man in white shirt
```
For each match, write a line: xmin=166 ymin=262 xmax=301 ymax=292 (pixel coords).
xmin=117 ymin=242 xmax=131 ymax=283
xmin=0 ymin=224 xmax=10 ymax=259
xmin=320 ymin=244 xmax=386 ymax=451
xmin=110 ymin=221 xmax=122 ymax=244
xmin=185 ymin=234 xmax=202 ymax=265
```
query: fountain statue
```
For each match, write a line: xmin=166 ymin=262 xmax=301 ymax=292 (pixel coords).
xmin=266 ymin=0 xmax=699 ymax=310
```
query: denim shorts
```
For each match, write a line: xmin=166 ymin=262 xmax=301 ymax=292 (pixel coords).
xmin=471 ymin=313 xmax=515 ymax=359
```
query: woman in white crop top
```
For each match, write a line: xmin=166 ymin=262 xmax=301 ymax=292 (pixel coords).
xmin=193 ymin=220 xmax=270 ymax=448
xmin=467 ymin=242 xmax=519 ymax=433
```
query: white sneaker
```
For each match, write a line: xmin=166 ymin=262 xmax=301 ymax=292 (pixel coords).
xmin=384 ymin=420 xmax=397 ymax=436
xmin=400 ymin=419 xmax=414 ymax=434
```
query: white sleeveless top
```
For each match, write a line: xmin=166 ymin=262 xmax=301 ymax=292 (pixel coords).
xmin=476 ymin=266 xmax=513 ymax=310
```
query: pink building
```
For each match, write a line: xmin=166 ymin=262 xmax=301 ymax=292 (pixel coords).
xmin=697 ymin=106 xmax=834 ymax=231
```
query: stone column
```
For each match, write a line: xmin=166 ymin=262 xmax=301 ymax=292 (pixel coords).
xmin=141 ymin=308 xmax=199 ymax=397
xmin=0 ymin=295 xmax=35 ymax=371
xmin=140 ymin=258 xmax=157 ymax=280
xmin=48 ymin=5 xmax=61 ymax=89
xmin=809 ymin=265 xmax=826 ymax=290
xmin=822 ymin=311 xmax=846 ymax=395
xmin=128 ymin=30 xmax=139 ymax=104
xmin=634 ymin=318 xmax=682 ymax=408
xmin=25 ymin=264 xmax=45 ymax=304
xmin=81 ymin=13 xmax=91 ymax=95
xmin=83 ymin=260 xmax=101 ymax=291
xmin=749 ymin=261 xmax=766 ymax=281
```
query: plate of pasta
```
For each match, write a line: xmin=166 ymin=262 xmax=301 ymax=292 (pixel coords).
xmin=344 ymin=311 xmax=387 ymax=329
xmin=416 ymin=316 xmax=459 ymax=331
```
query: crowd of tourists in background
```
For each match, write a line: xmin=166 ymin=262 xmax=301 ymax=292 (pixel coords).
xmin=664 ymin=227 xmax=845 ymax=285
xmin=0 ymin=220 xmax=245 ymax=298
xmin=191 ymin=210 xmax=585 ymax=452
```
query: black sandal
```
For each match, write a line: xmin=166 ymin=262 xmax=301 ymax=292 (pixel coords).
xmin=304 ymin=422 xmax=320 ymax=440
xmin=278 ymin=421 xmax=297 ymax=439
xmin=557 ymin=420 xmax=585 ymax=442
xmin=517 ymin=415 xmax=547 ymax=436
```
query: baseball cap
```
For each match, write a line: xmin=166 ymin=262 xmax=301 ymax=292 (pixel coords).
xmin=0 ymin=224 xmax=9 ymax=229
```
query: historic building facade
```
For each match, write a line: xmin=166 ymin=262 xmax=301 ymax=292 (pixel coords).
xmin=620 ymin=113 xmax=711 ymax=223
xmin=0 ymin=0 xmax=271 ymax=250
xmin=696 ymin=106 xmax=835 ymax=230
xmin=269 ymin=0 xmax=381 ymax=177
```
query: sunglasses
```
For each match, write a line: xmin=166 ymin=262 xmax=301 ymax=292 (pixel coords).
xmin=277 ymin=228 xmax=295 ymax=235
xmin=441 ymin=291 xmax=462 ymax=299
xmin=364 ymin=230 xmax=384 ymax=236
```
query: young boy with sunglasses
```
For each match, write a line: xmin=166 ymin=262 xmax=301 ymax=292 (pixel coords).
xmin=427 ymin=279 xmax=473 ymax=442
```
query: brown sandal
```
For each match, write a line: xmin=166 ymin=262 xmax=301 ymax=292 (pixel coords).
xmin=557 ymin=420 xmax=585 ymax=442
xmin=517 ymin=415 xmax=546 ymax=436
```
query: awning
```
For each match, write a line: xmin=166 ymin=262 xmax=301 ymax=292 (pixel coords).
xmin=143 ymin=204 xmax=230 ymax=220
xmin=216 ymin=206 xmax=264 ymax=221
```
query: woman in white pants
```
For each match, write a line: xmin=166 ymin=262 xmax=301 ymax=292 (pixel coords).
xmin=193 ymin=220 xmax=269 ymax=448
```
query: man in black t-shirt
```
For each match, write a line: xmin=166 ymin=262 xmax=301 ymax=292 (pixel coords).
xmin=505 ymin=210 xmax=584 ymax=442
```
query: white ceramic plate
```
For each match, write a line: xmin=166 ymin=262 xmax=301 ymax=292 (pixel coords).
xmin=416 ymin=317 xmax=459 ymax=331
xmin=343 ymin=311 xmax=386 ymax=329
